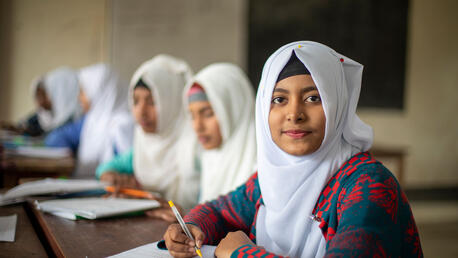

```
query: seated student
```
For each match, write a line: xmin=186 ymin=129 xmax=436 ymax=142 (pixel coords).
xmin=3 ymin=67 xmax=81 ymax=136
xmin=185 ymin=63 xmax=256 ymax=203
xmin=96 ymin=55 xmax=200 ymax=220
xmin=163 ymin=41 xmax=422 ymax=257
xmin=46 ymin=64 xmax=134 ymax=178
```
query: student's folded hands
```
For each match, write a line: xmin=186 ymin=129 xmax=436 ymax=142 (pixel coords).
xmin=164 ymin=223 xmax=205 ymax=258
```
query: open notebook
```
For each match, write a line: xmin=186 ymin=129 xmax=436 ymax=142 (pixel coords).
xmin=35 ymin=197 xmax=161 ymax=220
xmin=109 ymin=241 xmax=216 ymax=258
xmin=0 ymin=178 xmax=107 ymax=206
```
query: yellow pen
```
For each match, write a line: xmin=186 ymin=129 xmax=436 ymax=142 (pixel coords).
xmin=168 ymin=200 xmax=202 ymax=258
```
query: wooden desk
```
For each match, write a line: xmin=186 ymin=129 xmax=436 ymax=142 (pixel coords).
xmin=0 ymin=199 xmax=171 ymax=258
xmin=27 ymin=200 xmax=170 ymax=257
xmin=0 ymin=203 xmax=47 ymax=257
xmin=0 ymin=154 xmax=74 ymax=187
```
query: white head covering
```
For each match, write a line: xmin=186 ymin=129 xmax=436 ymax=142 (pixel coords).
xmin=37 ymin=67 xmax=81 ymax=131
xmin=255 ymin=41 xmax=373 ymax=257
xmin=75 ymin=63 xmax=134 ymax=178
xmin=129 ymin=54 xmax=199 ymax=209
xmin=184 ymin=63 xmax=257 ymax=203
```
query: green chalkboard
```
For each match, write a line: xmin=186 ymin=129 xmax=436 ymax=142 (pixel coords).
xmin=248 ymin=0 xmax=409 ymax=109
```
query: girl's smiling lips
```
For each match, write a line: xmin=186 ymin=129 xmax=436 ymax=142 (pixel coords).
xmin=283 ymin=129 xmax=310 ymax=139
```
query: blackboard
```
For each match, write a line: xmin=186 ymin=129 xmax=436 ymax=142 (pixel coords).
xmin=248 ymin=0 xmax=409 ymax=109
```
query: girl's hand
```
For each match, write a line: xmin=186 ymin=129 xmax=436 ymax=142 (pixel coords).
xmin=100 ymin=171 xmax=140 ymax=197
xmin=215 ymin=231 xmax=255 ymax=258
xmin=163 ymin=223 xmax=205 ymax=257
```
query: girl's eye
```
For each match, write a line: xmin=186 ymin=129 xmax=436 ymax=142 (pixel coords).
xmin=305 ymin=95 xmax=321 ymax=103
xmin=272 ymin=97 xmax=285 ymax=104
xmin=203 ymin=110 xmax=214 ymax=118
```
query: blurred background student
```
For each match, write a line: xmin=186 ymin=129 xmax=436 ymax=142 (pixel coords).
xmin=185 ymin=63 xmax=257 ymax=203
xmin=1 ymin=67 xmax=81 ymax=137
xmin=46 ymin=63 xmax=134 ymax=178
xmin=96 ymin=55 xmax=200 ymax=220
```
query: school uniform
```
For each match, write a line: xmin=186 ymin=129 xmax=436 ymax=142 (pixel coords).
xmin=184 ymin=64 xmax=257 ymax=203
xmin=182 ymin=41 xmax=423 ymax=257
xmin=45 ymin=115 xmax=85 ymax=154
xmin=185 ymin=153 xmax=421 ymax=257
xmin=95 ymin=148 xmax=134 ymax=178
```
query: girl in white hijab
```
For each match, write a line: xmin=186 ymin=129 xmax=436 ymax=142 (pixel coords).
xmin=184 ymin=63 xmax=256 ymax=203
xmin=13 ymin=67 xmax=81 ymax=136
xmin=73 ymin=63 xmax=134 ymax=178
xmin=96 ymin=55 xmax=200 ymax=217
xmin=163 ymin=41 xmax=422 ymax=257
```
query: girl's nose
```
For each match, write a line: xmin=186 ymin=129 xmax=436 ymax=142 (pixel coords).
xmin=286 ymin=99 xmax=306 ymax=123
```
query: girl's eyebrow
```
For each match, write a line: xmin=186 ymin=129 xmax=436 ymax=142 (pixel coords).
xmin=301 ymin=86 xmax=318 ymax=93
xmin=273 ymin=88 xmax=288 ymax=93
xmin=273 ymin=85 xmax=317 ymax=94
xmin=198 ymin=106 xmax=212 ymax=114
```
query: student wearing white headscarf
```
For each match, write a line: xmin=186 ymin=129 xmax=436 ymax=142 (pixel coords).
xmin=96 ymin=55 xmax=200 ymax=218
xmin=184 ymin=63 xmax=256 ymax=203
xmin=164 ymin=41 xmax=422 ymax=257
xmin=46 ymin=64 xmax=134 ymax=178
xmin=6 ymin=67 xmax=81 ymax=136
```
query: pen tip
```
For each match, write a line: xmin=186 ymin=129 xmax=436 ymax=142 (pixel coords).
xmin=168 ymin=200 xmax=174 ymax=207
xmin=196 ymin=249 xmax=202 ymax=257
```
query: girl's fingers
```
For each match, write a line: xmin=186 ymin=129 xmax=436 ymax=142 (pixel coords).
xmin=189 ymin=226 xmax=205 ymax=248
xmin=164 ymin=224 xmax=196 ymax=257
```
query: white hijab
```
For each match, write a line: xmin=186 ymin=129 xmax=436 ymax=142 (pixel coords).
xmin=75 ymin=63 xmax=134 ymax=178
xmin=184 ymin=63 xmax=257 ymax=203
xmin=255 ymin=41 xmax=373 ymax=257
xmin=37 ymin=67 xmax=81 ymax=131
xmin=130 ymin=55 xmax=200 ymax=209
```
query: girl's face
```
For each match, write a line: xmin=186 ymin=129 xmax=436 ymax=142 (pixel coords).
xmin=78 ymin=89 xmax=91 ymax=114
xmin=188 ymin=101 xmax=222 ymax=150
xmin=268 ymin=74 xmax=326 ymax=156
xmin=35 ymin=85 xmax=52 ymax=111
xmin=132 ymin=87 xmax=157 ymax=133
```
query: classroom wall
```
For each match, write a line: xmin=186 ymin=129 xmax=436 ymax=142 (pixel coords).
xmin=358 ymin=0 xmax=458 ymax=188
xmin=0 ymin=0 xmax=456 ymax=188
xmin=0 ymin=0 xmax=109 ymax=122
xmin=110 ymin=0 xmax=247 ymax=82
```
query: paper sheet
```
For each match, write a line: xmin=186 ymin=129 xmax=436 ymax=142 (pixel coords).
xmin=0 ymin=178 xmax=107 ymax=206
xmin=0 ymin=214 xmax=17 ymax=242
xmin=109 ymin=241 xmax=216 ymax=258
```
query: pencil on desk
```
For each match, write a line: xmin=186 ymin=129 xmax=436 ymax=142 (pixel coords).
xmin=104 ymin=186 xmax=155 ymax=199
xmin=168 ymin=200 xmax=203 ymax=258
